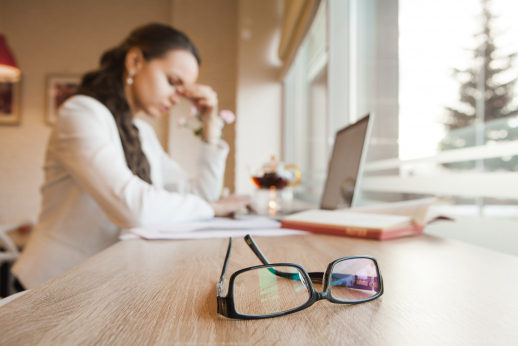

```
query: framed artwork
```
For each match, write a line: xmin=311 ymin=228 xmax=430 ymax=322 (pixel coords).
xmin=46 ymin=75 xmax=81 ymax=125
xmin=0 ymin=80 xmax=21 ymax=125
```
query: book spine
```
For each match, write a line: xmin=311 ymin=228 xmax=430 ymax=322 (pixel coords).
xmin=281 ymin=221 xmax=423 ymax=240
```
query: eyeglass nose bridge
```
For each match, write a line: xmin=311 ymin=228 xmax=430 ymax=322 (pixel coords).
xmin=307 ymin=264 xmax=333 ymax=302
xmin=316 ymin=291 xmax=330 ymax=301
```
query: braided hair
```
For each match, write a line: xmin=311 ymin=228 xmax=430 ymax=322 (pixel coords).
xmin=76 ymin=23 xmax=201 ymax=183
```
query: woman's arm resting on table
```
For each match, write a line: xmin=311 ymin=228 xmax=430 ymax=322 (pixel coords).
xmin=157 ymin=135 xmax=229 ymax=202
xmin=210 ymin=195 xmax=251 ymax=217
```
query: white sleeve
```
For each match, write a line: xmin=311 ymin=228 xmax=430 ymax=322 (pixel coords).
xmin=160 ymin=140 xmax=229 ymax=202
xmin=55 ymin=98 xmax=214 ymax=229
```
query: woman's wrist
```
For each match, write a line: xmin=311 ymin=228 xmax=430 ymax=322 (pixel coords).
xmin=202 ymin=111 xmax=223 ymax=143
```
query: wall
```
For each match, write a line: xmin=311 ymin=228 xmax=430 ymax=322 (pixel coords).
xmin=235 ymin=0 xmax=283 ymax=195
xmin=168 ymin=0 xmax=238 ymax=192
xmin=0 ymin=0 xmax=170 ymax=224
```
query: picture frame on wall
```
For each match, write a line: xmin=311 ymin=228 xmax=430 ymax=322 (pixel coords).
xmin=46 ymin=74 xmax=81 ymax=125
xmin=0 ymin=80 xmax=21 ymax=125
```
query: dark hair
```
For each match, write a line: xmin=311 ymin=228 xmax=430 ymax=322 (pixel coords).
xmin=77 ymin=23 xmax=200 ymax=183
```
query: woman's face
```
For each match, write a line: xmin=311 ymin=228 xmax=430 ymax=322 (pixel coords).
xmin=128 ymin=49 xmax=199 ymax=118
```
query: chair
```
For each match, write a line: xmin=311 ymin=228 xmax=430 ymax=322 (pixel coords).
xmin=0 ymin=219 xmax=34 ymax=297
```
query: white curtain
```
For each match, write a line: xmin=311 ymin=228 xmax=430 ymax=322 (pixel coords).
xmin=278 ymin=0 xmax=321 ymax=75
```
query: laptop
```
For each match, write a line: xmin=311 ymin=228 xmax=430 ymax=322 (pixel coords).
xmin=320 ymin=113 xmax=373 ymax=210
xmin=237 ymin=113 xmax=373 ymax=218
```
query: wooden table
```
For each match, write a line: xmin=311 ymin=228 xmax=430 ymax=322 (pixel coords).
xmin=1 ymin=234 xmax=517 ymax=345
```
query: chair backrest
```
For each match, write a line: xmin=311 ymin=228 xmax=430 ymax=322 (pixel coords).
xmin=0 ymin=219 xmax=34 ymax=263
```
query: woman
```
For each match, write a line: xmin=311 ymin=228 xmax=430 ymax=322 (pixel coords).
xmin=12 ymin=23 xmax=248 ymax=289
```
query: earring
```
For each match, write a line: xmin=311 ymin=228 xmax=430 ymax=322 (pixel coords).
xmin=127 ymin=70 xmax=135 ymax=85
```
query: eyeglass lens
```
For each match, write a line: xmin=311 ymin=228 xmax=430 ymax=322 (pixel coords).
xmin=330 ymin=258 xmax=380 ymax=302
xmin=233 ymin=266 xmax=310 ymax=316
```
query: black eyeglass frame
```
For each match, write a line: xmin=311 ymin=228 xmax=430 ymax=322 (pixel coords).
xmin=217 ymin=235 xmax=384 ymax=320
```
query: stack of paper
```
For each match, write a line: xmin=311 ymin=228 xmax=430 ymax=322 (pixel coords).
xmin=122 ymin=217 xmax=308 ymax=240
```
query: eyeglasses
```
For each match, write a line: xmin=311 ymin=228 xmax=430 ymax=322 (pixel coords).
xmin=217 ymin=235 xmax=384 ymax=320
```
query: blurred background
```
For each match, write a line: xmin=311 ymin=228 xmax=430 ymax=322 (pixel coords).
xmin=1 ymin=0 xmax=517 ymax=255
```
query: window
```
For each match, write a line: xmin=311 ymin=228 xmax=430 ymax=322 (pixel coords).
xmin=395 ymin=0 xmax=518 ymax=218
xmin=282 ymin=0 xmax=518 ymax=254
xmin=283 ymin=0 xmax=398 ymax=205
xmin=283 ymin=3 xmax=328 ymax=204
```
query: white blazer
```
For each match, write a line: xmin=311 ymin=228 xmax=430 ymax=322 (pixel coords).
xmin=12 ymin=95 xmax=228 ymax=289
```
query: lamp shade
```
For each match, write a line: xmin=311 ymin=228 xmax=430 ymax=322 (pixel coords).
xmin=0 ymin=34 xmax=21 ymax=80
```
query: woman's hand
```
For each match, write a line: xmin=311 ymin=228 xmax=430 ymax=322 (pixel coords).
xmin=210 ymin=195 xmax=252 ymax=217
xmin=177 ymin=84 xmax=222 ymax=143
xmin=176 ymin=84 xmax=217 ymax=117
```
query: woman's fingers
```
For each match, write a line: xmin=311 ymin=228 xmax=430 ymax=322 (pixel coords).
xmin=210 ymin=195 xmax=252 ymax=217
xmin=177 ymin=84 xmax=217 ymax=107
xmin=177 ymin=84 xmax=218 ymax=119
xmin=177 ymin=84 xmax=223 ymax=142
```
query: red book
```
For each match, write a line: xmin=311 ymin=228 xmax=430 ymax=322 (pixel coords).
xmin=281 ymin=210 xmax=423 ymax=240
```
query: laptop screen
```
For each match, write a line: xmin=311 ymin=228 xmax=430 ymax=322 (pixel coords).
xmin=320 ymin=114 xmax=372 ymax=210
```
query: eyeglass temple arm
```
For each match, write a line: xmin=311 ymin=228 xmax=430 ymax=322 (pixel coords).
xmin=245 ymin=235 xmax=347 ymax=284
xmin=217 ymin=237 xmax=233 ymax=297
xmin=244 ymin=235 xmax=378 ymax=290
xmin=309 ymin=272 xmax=379 ymax=290
xmin=245 ymin=234 xmax=303 ymax=280
xmin=244 ymin=234 xmax=270 ymax=265
xmin=244 ymin=235 xmax=335 ymax=284
xmin=308 ymin=272 xmax=324 ymax=284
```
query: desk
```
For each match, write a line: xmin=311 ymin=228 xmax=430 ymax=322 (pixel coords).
xmin=0 ymin=234 xmax=517 ymax=345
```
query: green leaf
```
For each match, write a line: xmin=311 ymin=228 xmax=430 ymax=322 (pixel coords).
xmin=194 ymin=127 xmax=203 ymax=137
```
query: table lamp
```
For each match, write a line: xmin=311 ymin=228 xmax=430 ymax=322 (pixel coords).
xmin=0 ymin=34 xmax=21 ymax=81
